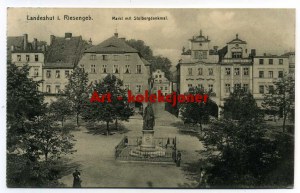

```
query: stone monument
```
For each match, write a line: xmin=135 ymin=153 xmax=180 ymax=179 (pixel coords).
xmin=140 ymin=103 xmax=155 ymax=151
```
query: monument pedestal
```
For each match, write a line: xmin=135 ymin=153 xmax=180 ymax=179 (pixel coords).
xmin=140 ymin=130 xmax=155 ymax=152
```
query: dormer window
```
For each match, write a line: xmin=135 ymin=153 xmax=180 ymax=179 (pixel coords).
xmin=232 ymin=52 xmax=242 ymax=58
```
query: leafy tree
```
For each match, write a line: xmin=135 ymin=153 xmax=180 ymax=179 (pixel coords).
xmin=82 ymin=74 xmax=134 ymax=135
xmin=64 ymin=67 xmax=89 ymax=126
xmin=222 ymin=89 xmax=263 ymax=121
xmin=180 ymin=87 xmax=211 ymax=131
xmin=126 ymin=39 xmax=172 ymax=80
xmin=262 ymin=74 xmax=295 ymax=132
xmin=24 ymin=115 xmax=75 ymax=161
xmin=49 ymin=97 xmax=73 ymax=126
xmin=7 ymin=63 xmax=46 ymax=151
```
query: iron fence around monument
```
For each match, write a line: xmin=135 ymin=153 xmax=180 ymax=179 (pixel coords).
xmin=115 ymin=136 xmax=177 ymax=163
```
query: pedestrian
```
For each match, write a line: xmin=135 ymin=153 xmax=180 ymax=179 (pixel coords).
xmin=73 ymin=169 xmax=82 ymax=188
xmin=172 ymin=148 xmax=176 ymax=163
xmin=176 ymin=151 xmax=182 ymax=167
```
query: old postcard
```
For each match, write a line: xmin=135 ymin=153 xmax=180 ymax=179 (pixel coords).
xmin=6 ymin=8 xmax=295 ymax=188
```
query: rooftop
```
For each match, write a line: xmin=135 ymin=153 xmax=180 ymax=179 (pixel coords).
xmin=189 ymin=30 xmax=210 ymax=43
xmin=227 ymin=34 xmax=247 ymax=44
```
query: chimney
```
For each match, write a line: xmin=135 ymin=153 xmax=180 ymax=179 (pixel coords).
xmin=263 ymin=53 xmax=266 ymax=56
xmin=11 ymin=45 xmax=15 ymax=51
xmin=42 ymin=45 xmax=46 ymax=52
xmin=33 ymin=38 xmax=38 ymax=50
xmin=50 ymin=35 xmax=55 ymax=45
xmin=213 ymin=46 xmax=218 ymax=51
xmin=23 ymin=34 xmax=28 ymax=50
xmin=65 ymin=32 xmax=72 ymax=39
xmin=114 ymin=32 xmax=118 ymax=38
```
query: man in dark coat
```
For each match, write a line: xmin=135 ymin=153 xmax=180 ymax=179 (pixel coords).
xmin=73 ymin=169 xmax=82 ymax=188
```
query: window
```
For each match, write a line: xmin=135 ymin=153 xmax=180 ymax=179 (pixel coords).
xmin=65 ymin=70 xmax=70 ymax=78
xmin=33 ymin=68 xmax=39 ymax=77
xmin=208 ymin=84 xmax=213 ymax=92
xmin=243 ymin=84 xmax=248 ymax=92
xmin=55 ymin=70 xmax=60 ymax=78
xmin=188 ymin=68 xmax=192 ymax=76
xmin=46 ymin=85 xmax=51 ymax=93
xmin=46 ymin=70 xmax=51 ymax=78
xmin=125 ymin=55 xmax=130 ymax=61
xmin=102 ymin=65 xmax=107 ymax=73
xmin=225 ymin=68 xmax=231 ymax=75
xmin=268 ymin=85 xmax=274 ymax=94
xmin=234 ymin=68 xmax=240 ymax=75
xmin=208 ymin=68 xmax=213 ymax=76
xmin=91 ymin=64 xmax=96 ymax=73
xmin=225 ymin=83 xmax=231 ymax=93
xmin=55 ymin=85 xmax=60 ymax=94
xmin=259 ymin=85 xmax=264 ymax=94
xmin=113 ymin=65 xmax=119 ymax=73
xmin=279 ymin=59 xmax=283 ymax=65
xmin=125 ymin=65 xmax=130 ymax=73
xmin=234 ymin=83 xmax=241 ymax=91
xmin=188 ymin=84 xmax=193 ymax=88
xmin=159 ymin=80 xmax=162 ymax=83
xmin=194 ymin=51 xmax=207 ymax=59
xmin=198 ymin=68 xmax=203 ymax=75
xmin=243 ymin=68 xmax=249 ymax=75
xmin=259 ymin=59 xmax=264 ymax=65
xmin=26 ymin=55 xmax=30 ymax=62
xmin=268 ymin=71 xmax=273 ymax=78
xmin=124 ymin=84 xmax=130 ymax=91
xmin=17 ymin=55 xmax=21 ymax=61
xmin=159 ymin=75 xmax=162 ymax=78
xmin=232 ymin=52 xmax=242 ymax=58
xmin=269 ymin=59 xmax=273 ymax=65
xmin=165 ymin=86 xmax=168 ymax=90
xmin=259 ymin=71 xmax=264 ymax=78
xmin=278 ymin=71 xmax=283 ymax=78
xmin=35 ymin=55 xmax=39 ymax=61
xmin=102 ymin=55 xmax=108 ymax=61
xmin=90 ymin=55 xmax=96 ymax=60
xmin=136 ymin=85 xmax=142 ymax=93
xmin=155 ymin=75 xmax=158 ymax=78
xmin=160 ymin=87 xmax=163 ymax=91
xmin=136 ymin=65 xmax=142 ymax=74
xmin=113 ymin=55 xmax=118 ymax=61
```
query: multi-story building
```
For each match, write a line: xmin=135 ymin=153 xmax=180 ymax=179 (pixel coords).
xmin=282 ymin=51 xmax=295 ymax=75
xmin=78 ymin=33 xmax=151 ymax=107
xmin=218 ymin=34 xmax=253 ymax=106
xmin=152 ymin=69 xmax=171 ymax=95
xmin=177 ymin=31 xmax=292 ymax=116
xmin=9 ymin=34 xmax=46 ymax=91
xmin=252 ymin=54 xmax=289 ymax=106
xmin=177 ymin=30 xmax=220 ymax=105
xmin=43 ymin=33 xmax=91 ymax=103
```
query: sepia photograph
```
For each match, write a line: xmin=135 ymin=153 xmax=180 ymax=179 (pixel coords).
xmin=6 ymin=8 xmax=295 ymax=188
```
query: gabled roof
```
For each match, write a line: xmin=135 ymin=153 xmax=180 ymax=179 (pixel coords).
xmin=7 ymin=36 xmax=24 ymax=62
xmin=45 ymin=35 xmax=89 ymax=66
xmin=85 ymin=35 xmax=138 ymax=53
xmin=227 ymin=34 xmax=247 ymax=44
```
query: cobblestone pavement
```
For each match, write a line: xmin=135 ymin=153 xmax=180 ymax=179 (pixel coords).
xmin=59 ymin=103 xmax=203 ymax=188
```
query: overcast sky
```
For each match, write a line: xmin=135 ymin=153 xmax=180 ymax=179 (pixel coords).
xmin=7 ymin=8 xmax=295 ymax=65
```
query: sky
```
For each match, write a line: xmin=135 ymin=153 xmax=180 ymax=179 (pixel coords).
xmin=7 ymin=8 xmax=295 ymax=66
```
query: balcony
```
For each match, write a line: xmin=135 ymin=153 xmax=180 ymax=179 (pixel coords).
xmin=221 ymin=58 xmax=252 ymax=64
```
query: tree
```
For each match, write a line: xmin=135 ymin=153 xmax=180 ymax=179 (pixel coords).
xmin=180 ymin=87 xmax=211 ymax=131
xmin=49 ymin=97 xmax=73 ymax=126
xmin=23 ymin=115 xmax=75 ymax=162
xmin=199 ymin=92 xmax=277 ymax=187
xmin=126 ymin=39 xmax=172 ymax=80
xmin=7 ymin=63 xmax=46 ymax=151
xmin=64 ymin=67 xmax=89 ymax=126
xmin=82 ymin=74 xmax=134 ymax=135
xmin=222 ymin=89 xmax=263 ymax=121
xmin=262 ymin=74 xmax=295 ymax=132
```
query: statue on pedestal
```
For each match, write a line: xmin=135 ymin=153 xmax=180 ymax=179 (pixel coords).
xmin=143 ymin=103 xmax=155 ymax=130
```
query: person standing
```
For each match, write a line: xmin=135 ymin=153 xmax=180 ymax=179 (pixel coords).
xmin=73 ymin=169 xmax=82 ymax=188
xmin=176 ymin=151 xmax=182 ymax=167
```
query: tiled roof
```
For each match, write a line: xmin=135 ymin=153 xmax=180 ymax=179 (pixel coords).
xmin=218 ymin=45 xmax=228 ymax=62
xmin=45 ymin=36 xmax=89 ymax=66
xmin=43 ymin=63 xmax=74 ymax=69
xmin=282 ymin=51 xmax=295 ymax=57
xmin=85 ymin=35 xmax=138 ymax=53
xmin=182 ymin=49 xmax=191 ymax=55
xmin=141 ymin=57 xmax=150 ymax=65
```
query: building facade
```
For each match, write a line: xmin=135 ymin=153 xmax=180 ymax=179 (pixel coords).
xmin=152 ymin=69 xmax=171 ymax=95
xmin=176 ymin=31 xmax=293 ymax=115
xmin=78 ymin=33 xmax=151 ymax=102
xmin=43 ymin=32 xmax=90 ymax=103
xmin=10 ymin=34 xmax=46 ymax=92
xmin=252 ymin=55 xmax=289 ymax=106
